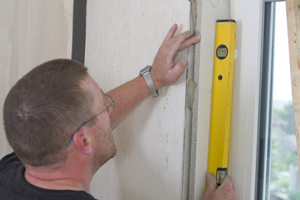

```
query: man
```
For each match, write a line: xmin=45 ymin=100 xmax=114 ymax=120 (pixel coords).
xmin=0 ymin=24 xmax=236 ymax=199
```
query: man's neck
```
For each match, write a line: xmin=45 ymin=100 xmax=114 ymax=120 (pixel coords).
xmin=24 ymin=160 xmax=92 ymax=193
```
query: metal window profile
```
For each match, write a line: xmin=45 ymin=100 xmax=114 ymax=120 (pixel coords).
xmin=256 ymin=1 xmax=277 ymax=200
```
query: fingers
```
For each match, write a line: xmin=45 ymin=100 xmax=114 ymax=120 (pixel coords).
xmin=151 ymin=24 xmax=201 ymax=89
xmin=168 ymin=59 xmax=188 ymax=80
xmin=167 ymin=29 xmax=200 ymax=59
xmin=206 ymin=173 xmax=217 ymax=194
xmin=183 ymin=30 xmax=195 ymax=38
xmin=219 ymin=175 xmax=235 ymax=192
xmin=163 ymin=24 xmax=178 ymax=43
xmin=171 ymin=29 xmax=198 ymax=47
xmin=202 ymin=174 xmax=236 ymax=200
xmin=163 ymin=24 xmax=200 ymax=47
xmin=179 ymin=35 xmax=201 ymax=51
xmin=218 ymin=175 xmax=237 ymax=200
xmin=222 ymin=175 xmax=234 ymax=185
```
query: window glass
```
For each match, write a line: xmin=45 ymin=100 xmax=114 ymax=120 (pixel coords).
xmin=270 ymin=2 xmax=299 ymax=199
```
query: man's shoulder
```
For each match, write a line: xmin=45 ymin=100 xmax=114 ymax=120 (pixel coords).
xmin=0 ymin=152 xmax=22 ymax=183
xmin=0 ymin=152 xmax=97 ymax=200
xmin=0 ymin=188 xmax=97 ymax=200
xmin=0 ymin=153 xmax=95 ymax=200
xmin=0 ymin=152 xmax=19 ymax=163
xmin=0 ymin=152 xmax=26 ymax=199
xmin=0 ymin=152 xmax=21 ymax=180
xmin=0 ymin=152 xmax=20 ymax=169
xmin=27 ymin=190 xmax=98 ymax=200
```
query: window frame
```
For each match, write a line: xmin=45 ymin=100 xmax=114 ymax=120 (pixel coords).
xmin=256 ymin=1 xmax=286 ymax=200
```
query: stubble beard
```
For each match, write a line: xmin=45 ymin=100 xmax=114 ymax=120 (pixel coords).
xmin=92 ymin=128 xmax=117 ymax=172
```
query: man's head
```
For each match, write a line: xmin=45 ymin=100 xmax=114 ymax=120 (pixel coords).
xmin=78 ymin=75 xmax=117 ymax=171
xmin=3 ymin=59 xmax=94 ymax=167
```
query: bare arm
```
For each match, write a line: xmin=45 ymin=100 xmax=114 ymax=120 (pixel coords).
xmin=107 ymin=76 xmax=149 ymax=130
xmin=107 ymin=24 xmax=201 ymax=130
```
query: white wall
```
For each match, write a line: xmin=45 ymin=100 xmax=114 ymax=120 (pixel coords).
xmin=0 ymin=0 xmax=73 ymax=156
xmin=192 ymin=1 xmax=229 ymax=199
xmin=85 ymin=1 xmax=192 ymax=199
xmin=193 ymin=0 xmax=263 ymax=199
xmin=0 ymin=1 xmax=192 ymax=199
xmin=0 ymin=0 xmax=264 ymax=199
xmin=229 ymin=0 xmax=262 ymax=199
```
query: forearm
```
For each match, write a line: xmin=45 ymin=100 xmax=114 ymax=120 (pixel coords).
xmin=107 ymin=75 xmax=149 ymax=130
xmin=106 ymin=24 xmax=200 ymax=131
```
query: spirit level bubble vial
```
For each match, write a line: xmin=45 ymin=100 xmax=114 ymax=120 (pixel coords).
xmin=207 ymin=19 xmax=236 ymax=186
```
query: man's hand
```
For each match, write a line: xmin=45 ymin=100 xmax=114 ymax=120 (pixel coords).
xmin=151 ymin=23 xmax=201 ymax=89
xmin=202 ymin=173 xmax=236 ymax=200
xmin=107 ymin=24 xmax=200 ymax=130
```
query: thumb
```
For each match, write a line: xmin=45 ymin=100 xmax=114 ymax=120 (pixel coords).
xmin=168 ymin=59 xmax=188 ymax=79
xmin=206 ymin=173 xmax=217 ymax=194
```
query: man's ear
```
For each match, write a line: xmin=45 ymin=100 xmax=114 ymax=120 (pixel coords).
xmin=72 ymin=128 xmax=93 ymax=155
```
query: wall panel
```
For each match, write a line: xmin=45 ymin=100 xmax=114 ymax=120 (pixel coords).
xmin=85 ymin=1 xmax=191 ymax=199
xmin=0 ymin=0 xmax=73 ymax=156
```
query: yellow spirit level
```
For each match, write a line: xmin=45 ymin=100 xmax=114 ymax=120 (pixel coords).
xmin=207 ymin=19 xmax=236 ymax=186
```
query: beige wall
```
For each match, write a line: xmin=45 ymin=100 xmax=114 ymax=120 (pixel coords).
xmin=85 ymin=1 xmax=191 ymax=199
xmin=0 ymin=0 xmax=263 ymax=199
xmin=0 ymin=0 xmax=192 ymax=199
xmin=0 ymin=0 xmax=73 ymax=156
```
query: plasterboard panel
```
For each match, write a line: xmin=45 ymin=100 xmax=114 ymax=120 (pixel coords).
xmin=85 ymin=1 xmax=191 ymax=199
xmin=0 ymin=0 xmax=73 ymax=156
